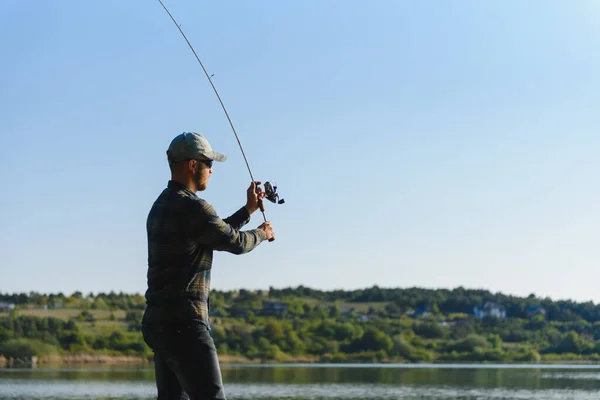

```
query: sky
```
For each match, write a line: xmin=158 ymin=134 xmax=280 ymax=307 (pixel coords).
xmin=1 ymin=0 xmax=600 ymax=303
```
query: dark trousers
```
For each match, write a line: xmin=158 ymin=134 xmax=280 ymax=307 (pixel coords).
xmin=142 ymin=321 xmax=226 ymax=400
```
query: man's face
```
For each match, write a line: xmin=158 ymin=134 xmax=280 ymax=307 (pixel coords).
xmin=193 ymin=159 xmax=213 ymax=191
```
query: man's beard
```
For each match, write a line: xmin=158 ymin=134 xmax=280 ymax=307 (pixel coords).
xmin=194 ymin=168 xmax=207 ymax=191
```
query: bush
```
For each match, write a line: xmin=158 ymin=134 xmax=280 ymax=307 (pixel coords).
xmin=514 ymin=349 xmax=541 ymax=362
xmin=262 ymin=344 xmax=287 ymax=362
xmin=0 ymin=326 xmax=12 ymax=342
xmin=125 ymin=311 xmax=143 ymax=322
xmin=77 ymin=311 xmax=95 ymax=322
xmin=0 ymin=338 xmax=59 ymax=358
xmin=413 ymin=321 xmax=445 ymax=339
xmin=448 ymin=334 xmax=490 ymax=353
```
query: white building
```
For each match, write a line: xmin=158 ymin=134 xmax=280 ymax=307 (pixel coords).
xmin=473 ymin=302 xmax=506 ymax=319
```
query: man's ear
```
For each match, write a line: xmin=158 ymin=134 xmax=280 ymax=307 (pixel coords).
xmin=188 ymin=159 xmax=198 ymax=173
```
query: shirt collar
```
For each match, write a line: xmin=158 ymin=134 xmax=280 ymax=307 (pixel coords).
xmin=168 ymin=180 xmax=197 ymax=196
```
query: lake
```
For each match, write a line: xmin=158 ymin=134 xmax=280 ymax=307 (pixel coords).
xmin=3 ymin=363 xmax=600 ymax=399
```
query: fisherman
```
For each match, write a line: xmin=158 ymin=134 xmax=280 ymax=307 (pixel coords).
xmin=141 ymin=132 xmax=275 ymax=400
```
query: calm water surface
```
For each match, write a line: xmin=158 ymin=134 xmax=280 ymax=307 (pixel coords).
xmin=3 ymin=363 xmax=600 ymax=399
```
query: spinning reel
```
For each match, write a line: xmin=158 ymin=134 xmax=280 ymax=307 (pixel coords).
xmin=263 ymin=181 xmax=285 ymax=205
xmin=256 ymin=181 xmax=283 ymax=243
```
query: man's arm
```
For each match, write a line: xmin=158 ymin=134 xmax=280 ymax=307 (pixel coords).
xmin=222 ymin=181 xmax=264 ymax=230
xmin=223 ymin=207 xmax=251 ymax=230
xmin=194 ymin=200 xmax=267 ymax=254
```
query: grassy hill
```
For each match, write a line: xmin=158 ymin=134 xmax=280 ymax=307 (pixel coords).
xmin=2 ymin=286 xmax=600 ymax=366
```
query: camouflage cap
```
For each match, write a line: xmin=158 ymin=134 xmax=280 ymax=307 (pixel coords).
xmin=166 ymin=132 xmax=227 ymax=164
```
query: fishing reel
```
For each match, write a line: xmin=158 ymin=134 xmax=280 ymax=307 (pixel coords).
xmin=263 ymin=181 xmax=285 ymax=204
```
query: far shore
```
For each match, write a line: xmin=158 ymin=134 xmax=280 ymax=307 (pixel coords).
xmin=2 ymin=354 xmax=600 ymax=369
xmin=0 ymin=354 xmax=319 ymax=368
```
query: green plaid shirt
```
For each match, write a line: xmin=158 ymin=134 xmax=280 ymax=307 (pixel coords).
xmin=142 ymin=180 xmax=267 ymax=328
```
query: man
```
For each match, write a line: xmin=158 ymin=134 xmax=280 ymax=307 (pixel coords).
xmin=141 ymin=132 xmax=275 ymax=400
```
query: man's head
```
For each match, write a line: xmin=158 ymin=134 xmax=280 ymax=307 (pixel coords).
xmin=166 ymin=132 xmax=227 ymax=191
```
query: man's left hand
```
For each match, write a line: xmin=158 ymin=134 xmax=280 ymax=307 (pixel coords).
xmin=245 ymin=181 xmax=265 ymax=214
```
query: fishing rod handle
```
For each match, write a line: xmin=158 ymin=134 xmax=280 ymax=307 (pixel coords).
xmin=257 ymin=200 xmax=275 ymax=242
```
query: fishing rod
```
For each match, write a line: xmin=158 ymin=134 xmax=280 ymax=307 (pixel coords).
xmin=157 ymin=0 xmax=284 ymax=231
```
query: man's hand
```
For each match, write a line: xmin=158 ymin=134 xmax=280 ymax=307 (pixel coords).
xmin=258 ymin=221 xmax=275 ymax=241
xmin=245 ymin=181 xmax=265 ymax=215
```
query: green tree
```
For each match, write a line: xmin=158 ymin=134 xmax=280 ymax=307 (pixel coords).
xmin=211 ymin=325 xmax=226 ymax=342
xmin=257 ymin=337 xmax=271 ymax=352
xmin=285 ymin=330 xmax=306 ymax=355
xmin=348 ymin=327 xmax=393 ymax=353
xmin=555 ymin=331 xmax=589 ymax=354
xmin=92 ymin=297 xmax=109 ymax=310
xmin=414 ymin=321 xmax=444 ymax=339
xmin=329 ymin=304 xmax=340 ymax=318
xmin=264 ymin=320 xmax=285 ymax=341
xmin=390 ymin=335 xmax=415 ymax=359
xmin=488 ymin=334 xmax=503 ymax=349
xmin=58 ymin=330 xmax=88 ymax=351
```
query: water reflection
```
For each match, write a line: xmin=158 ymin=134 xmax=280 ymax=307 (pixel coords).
xmin=221 ymin=364 xmax=600 ymax=391
xmin=3 ymin=382 xmax=600 ymax=400
xmin=3 ymin=365 xmax=600 ymax=400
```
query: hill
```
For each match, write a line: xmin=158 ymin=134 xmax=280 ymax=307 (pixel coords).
xmin=2 ymin=285 xmax=600 ymax=366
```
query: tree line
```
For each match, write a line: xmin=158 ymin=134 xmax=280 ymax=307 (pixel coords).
xmin=0 ymin=313 xmax=150 ymax=361
xmin=3 ymin=286 xmax=600 ymax=364
xmin=3 ymin=286 xmax=600 ymax=323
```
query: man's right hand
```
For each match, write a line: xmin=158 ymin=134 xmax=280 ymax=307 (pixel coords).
xmin=258 ymin=221 xmax=275 ymax=241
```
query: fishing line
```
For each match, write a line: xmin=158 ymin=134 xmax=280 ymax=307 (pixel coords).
xmin=157 ymin=0 xmax=268 ymax=223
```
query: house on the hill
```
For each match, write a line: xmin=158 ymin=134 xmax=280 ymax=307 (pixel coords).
xmin=228 ymin=308 xmax=249 ymax=318
xmin=473 ymin=302 xmax=506 ymax=319
xmin=409 ymin=305 xmax=432 ymax=319
xmin=358 ymin=308 xmax=379 ymax=321
xmin=341 ymin=307 xmax=356 ymax=317
xmin=261 ymin=301 xmax=288 ymax=317
xmin=525 ymin=305 xmax=546 ymax=317
xmin=0 ymin=302 xmax=15 ymax=312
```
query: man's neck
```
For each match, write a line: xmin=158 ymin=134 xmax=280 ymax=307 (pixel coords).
xmin=171 ymin=176 xmax=197 ymax=192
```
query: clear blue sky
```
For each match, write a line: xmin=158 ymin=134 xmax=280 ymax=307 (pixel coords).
xmin=1 ymin=1 xmax=599 ymax=302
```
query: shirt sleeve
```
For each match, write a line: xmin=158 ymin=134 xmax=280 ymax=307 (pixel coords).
xmin=193 ymin=200 xmax=267 ymax=254
xmin=222 ymin=206 xmax=251 ymax=230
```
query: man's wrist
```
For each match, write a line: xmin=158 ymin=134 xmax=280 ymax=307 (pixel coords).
xmin=245 ymin=203 xmax=258 ymax=215
xmin=256 ymin=228 xmax=268 ymax=241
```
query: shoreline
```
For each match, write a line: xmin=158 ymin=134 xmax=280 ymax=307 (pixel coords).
xmin=0 ymin=354 xmax=318 ymax=368
xmin=2 ymin=354 xmax=600 ymax=369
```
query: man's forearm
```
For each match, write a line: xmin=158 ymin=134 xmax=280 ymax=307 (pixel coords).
xmin=223 ymin=206 xmax=251 ymax=230
xmin=213 ymin=228 xmax=267 ymax=255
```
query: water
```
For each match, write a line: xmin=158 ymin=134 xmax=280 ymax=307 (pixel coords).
xmin=3 ymin=363 xmax=600 ymax=399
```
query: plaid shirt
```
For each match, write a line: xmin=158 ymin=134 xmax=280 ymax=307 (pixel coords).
xmin=142 ymin=180 xmax=267 ymax=329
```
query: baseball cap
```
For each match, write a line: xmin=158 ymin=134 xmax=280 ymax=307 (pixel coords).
xmin=166 ymin=132 xmax=227 ymax=164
